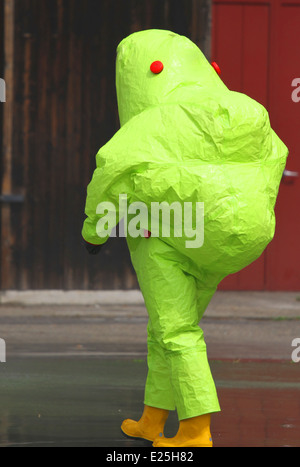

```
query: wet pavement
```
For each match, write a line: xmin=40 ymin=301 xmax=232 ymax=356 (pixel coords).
xmin=0 ymin=358 xmax=299 ymax=447
xmin=0 ymin=291 xmax=299 ymax=448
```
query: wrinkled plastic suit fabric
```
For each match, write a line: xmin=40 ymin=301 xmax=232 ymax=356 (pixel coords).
xmin=82 ymin=30 xmax=288 ymax=419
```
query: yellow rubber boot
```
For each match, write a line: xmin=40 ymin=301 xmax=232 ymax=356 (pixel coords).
xmin=121 ymin=405 xmax=169 ymax=442
xmin=153 ymin=414 xmax=213 ymax=447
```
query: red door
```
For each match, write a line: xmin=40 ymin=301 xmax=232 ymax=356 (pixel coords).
xmin=212 ymin=0 xmax=300 ymax=291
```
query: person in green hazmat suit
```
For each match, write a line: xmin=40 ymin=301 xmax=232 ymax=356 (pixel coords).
xmin=82 ymin=30 xmax=288 ymax=447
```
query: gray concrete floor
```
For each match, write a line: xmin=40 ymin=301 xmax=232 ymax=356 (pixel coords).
xmin=0 ymin=291 xmax=300 ymax=447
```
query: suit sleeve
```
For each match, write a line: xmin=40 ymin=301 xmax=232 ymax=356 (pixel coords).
xmin=82 ymin=166 xmax=112 ymax=245
xmin=82 ymin=139 xmax=133 ymax=245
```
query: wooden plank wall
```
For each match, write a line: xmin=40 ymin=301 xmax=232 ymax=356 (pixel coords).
xmin=0 ymin=0 xmax=211 ymax=290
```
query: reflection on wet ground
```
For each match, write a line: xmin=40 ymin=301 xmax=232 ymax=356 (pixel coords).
xmin=0 ymin=358 xmax=299 ymax=447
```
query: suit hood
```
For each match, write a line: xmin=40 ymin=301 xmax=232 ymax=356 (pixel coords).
xmin=116 ymin=29 xmax=226 ymax=126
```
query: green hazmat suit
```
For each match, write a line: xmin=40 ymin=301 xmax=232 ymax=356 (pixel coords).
xmin=82 ymin=30 xmax=288 ymax=420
